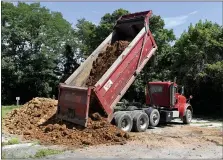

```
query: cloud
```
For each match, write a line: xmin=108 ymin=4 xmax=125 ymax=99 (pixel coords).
xmin=92 ymin=10 xmax=100 ymax=14
xmin=92 ymin=21 xmax=99 ymax=25
xmin=189 ymin=11 xmax=198 ymax=15
xmin=164 ymin=11 xmax=198 ymax=28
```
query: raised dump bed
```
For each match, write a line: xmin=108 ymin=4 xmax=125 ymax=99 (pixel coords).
xmin=57 ymin=10 xmax=157 ymax=127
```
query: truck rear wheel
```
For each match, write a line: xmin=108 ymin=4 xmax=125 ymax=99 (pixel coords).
xmin=183 ymin=109 xmax=192 ymax=124
xmin=115 ymin=113 xmax=133 ymax=132
xmin=133 ymin=112 xmax=149 ymax=132
xmin=145 ymin=108 xmax=160 ymax=127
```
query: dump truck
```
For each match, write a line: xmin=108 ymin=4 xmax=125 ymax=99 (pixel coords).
xmin=57 ymin=10 xmax=193 ymax=132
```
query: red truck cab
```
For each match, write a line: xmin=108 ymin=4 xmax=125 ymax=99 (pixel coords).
xmin=145 ymin=81 xmax=193 ymax=124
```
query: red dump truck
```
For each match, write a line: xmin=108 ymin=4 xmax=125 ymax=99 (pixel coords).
xmin=57 ymin=10 xmax=193 ymax=132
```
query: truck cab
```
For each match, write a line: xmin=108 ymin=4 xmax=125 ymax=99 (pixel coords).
xmin=145 ymin=81 xmax=193 ymax=125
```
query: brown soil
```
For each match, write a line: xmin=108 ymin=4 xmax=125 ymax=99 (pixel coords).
xmin=3 ymin=98 xmax=130 ymax=147
xmin=86 ymin=40 xmax=130 ymax=86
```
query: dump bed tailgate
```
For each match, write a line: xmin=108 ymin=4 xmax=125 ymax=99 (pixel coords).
xmin=57 ymin=84 xmax=92 ymax=127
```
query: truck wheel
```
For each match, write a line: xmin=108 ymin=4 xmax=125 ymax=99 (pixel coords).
xmin=114 ymin=111 xmax=123 ymax=119
xmin=133 ymin=112 xmax=149 ymax=132
xmin=183 ymin=109 xmax=192 ymax=124
xmin=115 ymin=113 xmax=133 ymax=132
xmin=127 ymin=106 xmax=138 ymax=111
xmin=148 ymin=109 xmax=160 ymax=127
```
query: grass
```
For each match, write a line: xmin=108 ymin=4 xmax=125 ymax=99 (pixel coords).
xmin=2 ymin=137 xmax=20 ymax=146
xmin=2 ymin=105 xmax=21 ymax=118
xmin=31 ymin=140 xmax=41 ymax=146
xmin=1 ymin=152 xmax=6 ymax=159
xmin=31 ymin=149 xmax=63 ymax=158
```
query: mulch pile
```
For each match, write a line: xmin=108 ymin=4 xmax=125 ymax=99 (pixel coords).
xmin=3 ymin=98 xmax=130 ymax=147
xmin=86 ymin=40 xmax=130 ymax=86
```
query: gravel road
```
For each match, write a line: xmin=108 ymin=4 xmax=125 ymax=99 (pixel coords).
xmin=2 ymin=118 xmax=222 ymax=159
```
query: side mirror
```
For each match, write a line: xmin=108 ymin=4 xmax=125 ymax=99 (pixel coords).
xmin=181 ymin=86 xmax=184 ymax=95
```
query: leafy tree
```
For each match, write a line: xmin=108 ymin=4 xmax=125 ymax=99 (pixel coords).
xmin=60 ymin=44 xmax=80 ymax=82
xmin=1 ymin=2 xmax=75 ymax=104
xmin=75 ymin=19 xmax=97 ymax=57
xmin=173 ymin=20 xmax=223 ymax=116
xmin=125 ymin=15 xmax=176 ymax=102
xmin=76 ymin=9 xmax=129 ymax=56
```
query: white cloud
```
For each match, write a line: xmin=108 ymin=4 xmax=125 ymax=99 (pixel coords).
xmin=189 ymin=11 xmax=198 ymax=15
xmin=92 ymin=21 xmax=99 ymax=26
xmin=92 ymin=10 xmax=100 ymax=14
xmin=164 ymin=11 xmax=198 ymax=28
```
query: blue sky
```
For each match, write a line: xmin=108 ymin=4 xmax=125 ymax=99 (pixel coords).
xmin=19 ymin=2 xmax=223 ymax=38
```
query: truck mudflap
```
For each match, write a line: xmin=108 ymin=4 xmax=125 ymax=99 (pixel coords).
xmin=56 ymin=83 xmax=92 ymax=127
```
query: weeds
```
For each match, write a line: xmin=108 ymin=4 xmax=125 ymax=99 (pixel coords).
xmin=2 ymin=137 xmax=19 ymax=146
xmin=2 ymin=105 xmax=21 ymax=118
xmin=32 ymin=149 xmax=63 ymax=158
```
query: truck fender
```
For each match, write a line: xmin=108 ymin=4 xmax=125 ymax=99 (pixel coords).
xmin=144 ymin=107 xmax=154 ymax=117
xmin=183 ymin=104 xmax=193 ymax=116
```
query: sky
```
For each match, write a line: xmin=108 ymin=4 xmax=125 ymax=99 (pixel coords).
xmin=17 ymin=2 xmax=223 ymax=38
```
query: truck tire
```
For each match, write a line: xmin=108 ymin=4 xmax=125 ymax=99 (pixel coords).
xmin=133 ymin=112 xmax=149 ymax=132
xmin=115 ymin=113 xmax=133 ymax=132
xmin=183 ymin=109 xmax=192 ymax=124
xmin=145 ymin=108 xmax=160 ymax=127
xmin=114 ymin=111 xmax=123 ymax=119
xmin=127 ymin=106 xmax=138 ymax=111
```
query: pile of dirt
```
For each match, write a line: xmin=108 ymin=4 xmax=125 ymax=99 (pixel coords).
xmin=86 ymin=40 xmax=130 ymax=86
xmin=3 ymin=98 xmax=130 ymax=147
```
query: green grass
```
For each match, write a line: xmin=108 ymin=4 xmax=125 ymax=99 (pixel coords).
xmin=32 ymin=149 xmax=63 ymax=158
xmin=1 ymin=152 xmax=6 ymax=159
xmin=31 ymin=140 xmax=40 ymax=146
xmin=2 ymin=105 xmax=21 ymax=118
xmin=2 ymin=137 xmax=20 ymax=146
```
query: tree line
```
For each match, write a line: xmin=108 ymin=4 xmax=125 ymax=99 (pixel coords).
xmin=1 ymin=2 xmax=222 ymax=116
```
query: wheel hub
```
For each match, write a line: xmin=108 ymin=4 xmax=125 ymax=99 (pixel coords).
xmin=187 ymin=111 xmax=192 ymax=121
xmin=121 ymin=119 xmax=130 ymax=131
xmin=121 ymin=119 xmax=127 ymax=128
xmin=152 ymin=113 xmax=158 ymax=124
xmin=139 ymin=117 xmax=147 ymax=129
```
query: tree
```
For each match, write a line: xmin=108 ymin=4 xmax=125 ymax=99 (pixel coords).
xmin=124 ymin=15 xmax=176 ymax=102
xmin=75 ymin=18 xmax=97 ymax=57
xmin=173 ymin=20 xmax=223 ymax=116
xmin=1 ymin=2 xmax=76 ymax=104
xmin=76 ymin=9 xmax=129 ymax=56
xmin=60 ymin=44 xmax=80 ymax=82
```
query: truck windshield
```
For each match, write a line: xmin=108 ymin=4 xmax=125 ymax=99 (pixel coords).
xmin=150 ymin=85 xmax=163 ymax=93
